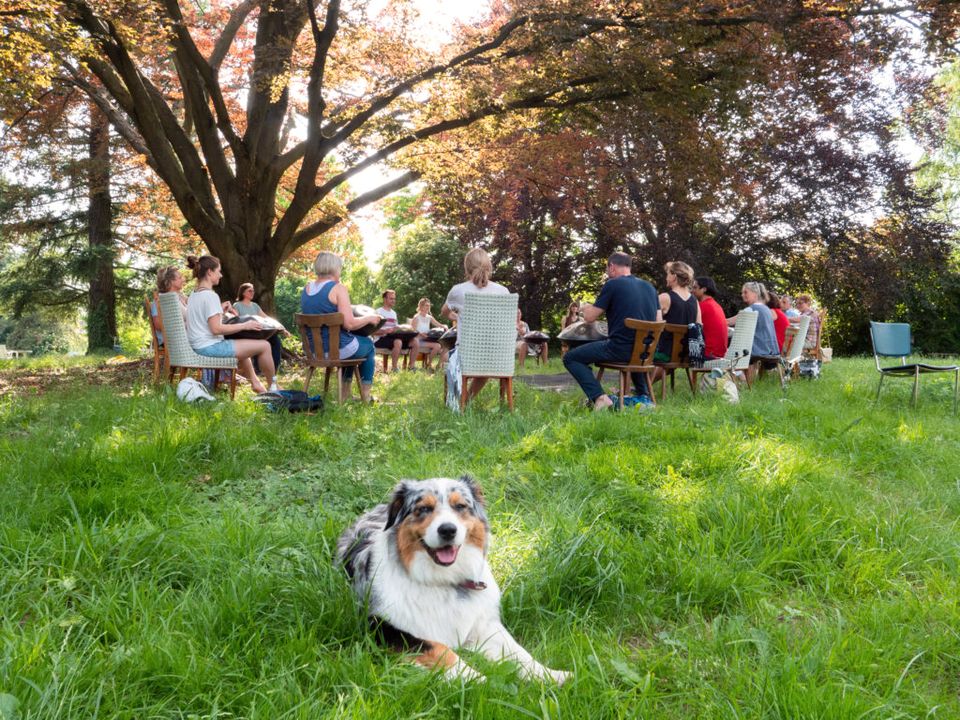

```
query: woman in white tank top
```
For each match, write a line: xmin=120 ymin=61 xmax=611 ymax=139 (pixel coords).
xmin=410 ymin=297 xmax=447 ymax=370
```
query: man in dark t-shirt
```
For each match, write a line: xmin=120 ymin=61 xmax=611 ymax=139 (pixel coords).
xmin=562 ymin=252 xmax=661 ymax=410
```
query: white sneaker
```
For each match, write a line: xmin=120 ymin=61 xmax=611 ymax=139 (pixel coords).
xmin=268 ymin=380 xmax=279 ymax=393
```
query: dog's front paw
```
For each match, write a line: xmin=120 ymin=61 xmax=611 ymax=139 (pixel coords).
xmin=548 ymin=668 xmax=572 ymax=686
xmin=445 ymin=662 xmax=486 ymax=683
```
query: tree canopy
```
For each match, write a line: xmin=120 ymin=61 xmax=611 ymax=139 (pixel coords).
xmin=5 ymin=0 xmax=959 ymax=313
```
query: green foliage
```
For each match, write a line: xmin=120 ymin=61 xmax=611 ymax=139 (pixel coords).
xmin=377 ymin=219 xmax=464 ymax=320
xmin=342 ymin=261 xmax=380 ymax=308
xmin=274 ymin=274 xmax=309 ymax=334
xmin=1 ymin=312 xmax=75 ymax=355
xmin=2 ymin=358 xmax=960 ymax=717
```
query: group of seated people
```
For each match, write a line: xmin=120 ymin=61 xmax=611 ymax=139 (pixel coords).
xmin=152 ymin=246 xmax=822 ymax=409
xmin=560 ymin=255 xmax=823 ymax=410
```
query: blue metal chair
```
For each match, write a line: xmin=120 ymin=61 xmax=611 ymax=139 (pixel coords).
xmin=869 ymin=321 xmax=958 ymax=413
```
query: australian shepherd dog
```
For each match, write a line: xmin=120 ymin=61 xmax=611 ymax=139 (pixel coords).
xmin=336 ymin=476 xmax=570 ymax=684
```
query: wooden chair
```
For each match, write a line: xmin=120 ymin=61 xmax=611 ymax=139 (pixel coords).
xmin=596 ymin=319 xmax=666 ymax=409
xmin=446 ymin=293 xmax=519 ymax=411
xmin=654 ymin=322 xmax=695 ymax=401
xmin=690 ymin=310 xmax=758 ymax=392
xmin=157 ymin=292 xmax=238 ymax=398
xmin=295 ymin=313 xmax=364 ymax=402
xmin=145 ymin=294 xmax=167 ymax=384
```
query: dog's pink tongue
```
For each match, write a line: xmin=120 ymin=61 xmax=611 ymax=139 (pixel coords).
xmin=436 ymin=545 xmax=459 ymax=564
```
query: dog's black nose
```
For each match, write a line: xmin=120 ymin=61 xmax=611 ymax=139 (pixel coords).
xmin=437 ymin=523 xmax=457 ymax=541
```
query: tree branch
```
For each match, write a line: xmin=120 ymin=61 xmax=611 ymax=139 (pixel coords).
xmin=290 ymin=169 xmax=421 ymax=249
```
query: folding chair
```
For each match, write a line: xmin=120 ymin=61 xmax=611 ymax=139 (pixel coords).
xmin=870 ymin=321 xmax=958 ymax=413
xmin=690 ymin=310 xmax=758 ymax=392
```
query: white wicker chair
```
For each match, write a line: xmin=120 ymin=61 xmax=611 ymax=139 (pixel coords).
xmin=783 ymin=315 xmax=811 ymax=378
xmin=158 ymin=292 xmax=238 ymax=398
xmin=689 ymin=309 xmax=758 ymax=392
xmin=447 ymin=292 xmax=519 ymax=411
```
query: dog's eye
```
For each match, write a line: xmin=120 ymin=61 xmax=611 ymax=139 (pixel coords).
xmin=453 ymin=503 xmax=468 ymax=512
xmin=415 ymin=505 xmax=432 ymax=517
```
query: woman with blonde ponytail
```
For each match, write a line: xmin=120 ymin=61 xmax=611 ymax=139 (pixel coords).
xmin=440 ymin=247 xmax=509 ymax=404
xmin=440 ymin=248 xmax=506 ymax=323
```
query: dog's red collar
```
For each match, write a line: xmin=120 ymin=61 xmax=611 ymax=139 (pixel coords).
xmin=459 ymin=579 xmax=487 ymax=591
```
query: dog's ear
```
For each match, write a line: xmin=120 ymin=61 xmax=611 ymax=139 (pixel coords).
xmin=460 ymin=474 xmax=486 ymax=510
xmin=385 ymin=481 xmax=411 ymax=530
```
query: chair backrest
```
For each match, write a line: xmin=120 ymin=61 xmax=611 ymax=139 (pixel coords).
xmin=625 ymin=319 xmax=665 ymax=368
xmin=145 ymin=294 xmax=163 ymax=351
xmin=870 ymin=321 xmax=911 ymax=366
xmin=157 ymin=292 xmax=197 ymax=366
xmin=458 ymin=293 xmax=518 ymax=377
xmin=295 ymin=313 xmax=346 ymax=364
xmin=661 ymin=322 xmax=689 ymax=365
xmin=726 ymin=310 xmax=758 ymax=370
xmin=783 ymin=315 xmax=811 ymax=364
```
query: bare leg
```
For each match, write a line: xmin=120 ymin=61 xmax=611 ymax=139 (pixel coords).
xmin=541 ymin=344 xmax=549 ymax=364
xmin=467 ymin=377 xmax=489 ymax=401
xmin=233 ymin=339 xmax=274 ymax=393
xmin=391 ymin=339 xmax=401 ymax=372
xmin=359 ymin=382 xmax=374 ymax=403
xmin=517 ymin=342 xmax=528 ymax=368
xmin=407 ymin=337 xmax=420 ymax=370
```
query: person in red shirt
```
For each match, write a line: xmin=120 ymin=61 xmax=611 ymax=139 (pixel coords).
xmin=692 ymin=276 xmax=728 ymax=360
xmin=765 ymin=290 xmax=790 ymax=353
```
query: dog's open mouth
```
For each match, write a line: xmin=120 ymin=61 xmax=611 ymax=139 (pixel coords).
xmin=423 ymin=542 xmax=460 ymax=566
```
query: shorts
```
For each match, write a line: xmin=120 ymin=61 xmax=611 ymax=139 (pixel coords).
xmin=194 ymin=339 xmax=236 ymax=358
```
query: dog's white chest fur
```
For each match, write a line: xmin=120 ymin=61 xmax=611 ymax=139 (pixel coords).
xmin=370 ymin=533 xmax=500 ymax=648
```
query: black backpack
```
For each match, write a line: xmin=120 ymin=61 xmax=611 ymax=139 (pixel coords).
xmin=252 ymin=390 xmax=324 ymax=413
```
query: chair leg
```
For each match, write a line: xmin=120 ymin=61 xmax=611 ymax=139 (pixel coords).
xmin=685 ymin=369 xmax=696 ymax=394
xmin=303 ymin=367 xmax=315 ymax=395
xmin=875 ymin=373 xmax=885 ymax=403
xmin=229 ymin=370 xmax=237 ymax=400
xmin=323 ymin=367 xmax=332 ymax=396
xmin=460 ymin=376 xmax=469 ymax=412
xmin=506 ymin=377 xmax=513 ymax=411
xmin=618 ymin=371 xmax=626 ymax=410
xmin=645 ymin=372 xmax=656 ymax=405
xmin=954 ymin=369 xmax=958 ymax=415
xmin=912 ymin=367 xmax=920 ymax=408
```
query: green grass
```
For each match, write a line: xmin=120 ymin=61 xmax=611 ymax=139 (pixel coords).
xmin=1 ymin=357 xmax=959 ymax=718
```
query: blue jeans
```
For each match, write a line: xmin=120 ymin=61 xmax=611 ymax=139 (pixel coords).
xmin=563 ymin=340 xmax=649 ymax=403
xmin=343 ymin=336 xmax=376 ymax=385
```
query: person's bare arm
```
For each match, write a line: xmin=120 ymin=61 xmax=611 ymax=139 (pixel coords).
xmin=334 ymin=284 xmax=379 ymax=332
xmin=580 ymin=302 xmax=603 ymax=323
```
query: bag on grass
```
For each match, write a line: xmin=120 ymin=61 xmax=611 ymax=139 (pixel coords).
xmin=177 ymin=377 xmax=215 ymax=403
xmin=798 ymin=359 xmax=821 ymax=379
xmin=697 ymin=368 xmax=739 ymax=403
xmin=252 ymin=390 xmax=324 ymax=413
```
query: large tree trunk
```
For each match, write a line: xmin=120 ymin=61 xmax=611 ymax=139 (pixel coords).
xmin=86 ymin=105 xmax=117 ymax=353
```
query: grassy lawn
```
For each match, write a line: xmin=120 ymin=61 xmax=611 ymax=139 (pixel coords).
xmin=1 ymin=355 xmax=959 ymax=719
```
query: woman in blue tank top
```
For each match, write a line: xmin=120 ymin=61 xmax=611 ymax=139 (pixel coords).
xmin=301 ymin=252 xmax=380 ymax=402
